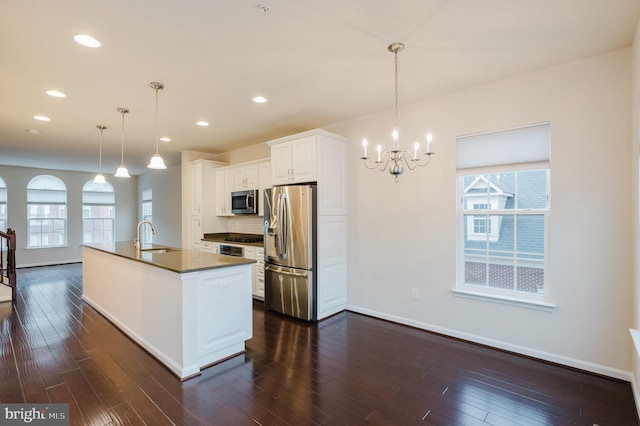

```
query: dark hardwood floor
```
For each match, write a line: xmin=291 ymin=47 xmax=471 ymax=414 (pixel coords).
xmin=0 ymin=263 xmax=638 ymax=425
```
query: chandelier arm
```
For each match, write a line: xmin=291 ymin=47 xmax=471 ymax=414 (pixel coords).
xmin=411 ymin=152 xmax=435 ymax=167
xmin=400 ymin=151 xmax=418 ymax=171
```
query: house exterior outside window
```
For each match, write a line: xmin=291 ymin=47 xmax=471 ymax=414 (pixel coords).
xmin=456 ymin=123 xmax=551 ymax=307
xmin=27 ymin=175 xmax=67 ymax=248
xmin=82 ymin=180 xmax=115 ymax=244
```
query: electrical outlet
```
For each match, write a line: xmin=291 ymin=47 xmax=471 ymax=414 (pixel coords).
xmin=411 ymin=288 xmax=420 ymax=300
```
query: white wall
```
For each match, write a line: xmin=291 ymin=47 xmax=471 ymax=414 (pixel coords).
xmin=630 ymin=17 xmax=640 ymax=404
xmin=137 ymin=165 xmax=182 ymax=247
xmin=326 ymin=48 xmax=634 ymax=378
xmin=0 ymin=165 xmax=137 ymax=267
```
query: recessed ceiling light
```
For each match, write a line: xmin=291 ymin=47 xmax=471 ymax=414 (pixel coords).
xmin=34 ymin=115 xmax=50 ymax=122
xmin=46 ymin=90 xmax=66 ymax=98
xmin=196 ymin=121 xmax=209 ymax=127
xmin=160 ymin=137 xmax=171 ymax=142
xmin=252 ymin=96 xmax=267 ymax=104
xmin=73 ymin=34 xmax=101 ymax=48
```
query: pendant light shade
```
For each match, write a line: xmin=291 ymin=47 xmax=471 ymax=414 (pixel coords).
xmin=94 ymin=125 xmax=107 ymax=184
xmin=148 ymin=82 xmax=167 ymax=169
xmin=114 ymin=107 xmax=131 ymax=177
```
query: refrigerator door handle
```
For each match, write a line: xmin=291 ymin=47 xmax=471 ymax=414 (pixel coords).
xmin=281 ymin=194 xmax=289 ymax=258
xmin=265 ymin=265 xmax=309 ymax=278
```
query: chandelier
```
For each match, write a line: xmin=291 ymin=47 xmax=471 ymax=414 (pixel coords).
xmin=360 ymin=42 xmax=435 ymax=182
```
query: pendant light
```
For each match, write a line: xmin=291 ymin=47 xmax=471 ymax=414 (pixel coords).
xmin=147 ymin=82 xmax=167 ymax=169
xmin=94 ymin=125 xmax=107 ymax=184
xmin=114 ymin=107 xmax=131 ymax=177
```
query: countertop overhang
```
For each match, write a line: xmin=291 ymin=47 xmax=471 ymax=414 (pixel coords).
xmin=83 ymin=242 xmax=255 ymax=274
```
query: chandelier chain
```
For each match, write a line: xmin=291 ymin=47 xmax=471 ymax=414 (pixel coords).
xmin=394 ymin=47 xmax=399 ymax=132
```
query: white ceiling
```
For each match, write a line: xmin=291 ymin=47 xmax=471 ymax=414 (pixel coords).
xmin=1 ymin=1 xmax=639 ymax=175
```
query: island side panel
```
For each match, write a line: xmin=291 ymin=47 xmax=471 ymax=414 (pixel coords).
xmin=195 ymin=265 xmax=253 ymax=368
xmin=82 ymin=247 xmax=189 ymax=376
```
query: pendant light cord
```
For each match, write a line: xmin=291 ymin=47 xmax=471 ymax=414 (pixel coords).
xmin=120 ymin=111 xmax=125 ymax=163
xmin=155 ymin=87 xmax=160 ymax=155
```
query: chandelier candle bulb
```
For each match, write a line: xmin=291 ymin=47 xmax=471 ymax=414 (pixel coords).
xmin=392 ymin=129 xmax=399 ymax=151
xmin=427 ymin=133 xmax=433 ymax=153
xmin=414 ymin=142 xmax=419 ymax=160
xmin=376 ymin=145 xmax=382 ymax=163
xmin=362 ymin=138 xmax=368 ymax=158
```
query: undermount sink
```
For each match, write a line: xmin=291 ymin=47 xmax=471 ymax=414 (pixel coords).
xmin=140 ymin=248 xmax=179 ymax=254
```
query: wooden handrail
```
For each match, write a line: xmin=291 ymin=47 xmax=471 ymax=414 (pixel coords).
xmin=0 ymin=228 xmax=16 ymax=301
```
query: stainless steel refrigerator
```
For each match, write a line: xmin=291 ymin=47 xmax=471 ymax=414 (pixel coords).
xmin=263 ymin=185 xmax=317 ymax=321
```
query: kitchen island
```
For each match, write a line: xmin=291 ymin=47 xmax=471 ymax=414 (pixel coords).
xmin=82 ymin=242 xmax=255 ymax=380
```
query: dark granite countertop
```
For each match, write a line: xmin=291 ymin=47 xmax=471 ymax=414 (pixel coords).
xmin=202 ymin=233 xmax=264 ymax=247
xmin=83 ymin=242 xmax=255 ymax=274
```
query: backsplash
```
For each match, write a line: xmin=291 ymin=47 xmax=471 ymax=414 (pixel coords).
xmin=228 ymin=216 xmax=264 ymax=235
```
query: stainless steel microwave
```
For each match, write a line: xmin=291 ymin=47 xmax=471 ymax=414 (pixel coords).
xmin=231 ymin=189 xmax=258 ymax=214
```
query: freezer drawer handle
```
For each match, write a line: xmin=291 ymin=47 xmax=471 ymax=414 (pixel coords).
xmin=265 ymin=266 xmax=308 ymax=278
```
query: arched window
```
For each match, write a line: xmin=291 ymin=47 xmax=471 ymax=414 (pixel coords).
xmin=0 ymin=177 xmax=6 ymax=230
xmin=27 ymin=175 xmax=67 ymax=248
xmin=82 ymin=180 xmax=115 ymax=244
xmin=141 ymin=189 xmax=153 ymax=243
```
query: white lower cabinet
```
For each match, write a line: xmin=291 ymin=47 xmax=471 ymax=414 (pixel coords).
xmin=200 ymin=241 xmax=219 ymax=254
xmin=254 ymin=247 xmax=264 ymax=299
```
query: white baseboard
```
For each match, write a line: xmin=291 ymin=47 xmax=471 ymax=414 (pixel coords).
xmin=345 ymin=304 xmax=633 ymax=382
xmin=17 ymin=259 xmax=82 ymax=269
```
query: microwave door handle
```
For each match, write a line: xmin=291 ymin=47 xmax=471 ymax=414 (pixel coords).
xmin=246 ymin=194 xmax=250 ymax=209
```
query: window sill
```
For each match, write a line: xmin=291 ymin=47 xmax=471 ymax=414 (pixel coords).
xmin=26 ymin=245 xmax=69 ymax=250
xmin=451 ymin=288 xmax=556 ymax=312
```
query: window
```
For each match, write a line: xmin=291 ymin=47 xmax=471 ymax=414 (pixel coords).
xmin=0 ymin=177 xmax=6 ymax=230
xmin=141 ymin=189 xmax=153 ymax=243
xmin=27 ymin=175 xmax=67 ymax=248
xmin=456 ymin=123 xmax=550 ymax=306
xmin=82 ymin=180 xmax=115 ymax=244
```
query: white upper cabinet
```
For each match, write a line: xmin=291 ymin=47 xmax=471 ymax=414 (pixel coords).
xmin=215 ymin=169 xmax=234 ymax=216
xmin=233 ymin=163 xmax=259 ymax=191
xmin=215 ymin=160 xmax=270 ymax=217
xmin=270 ymin=136 xmax=317 ymax=185
xmin=258 ymin=161 xmax=271 ymax=217
xmin=190 ymin=161 xmax=203 ymax=215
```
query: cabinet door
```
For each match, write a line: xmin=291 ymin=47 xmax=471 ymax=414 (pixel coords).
xmin=291 ymin=136 xmax=317 ymax=183
xmin=245 ymin=163 xmax=259 ymax=188
xmin=191 ymin=162 xmax=202 ymax=214
xmin=215 ymin=170 xmax=227 ymax=216
xmin=258 ymin=161 xmax=271 ymax=216
xmin=191 ymin=217 xmax=202 ymax=250
xmin=271 ymin=143 xmax=292 ymax=185
xmin=224 ymin=169 xmax=234 ymax=213
xmin=233 ymin=166 xmax=246 ymax=191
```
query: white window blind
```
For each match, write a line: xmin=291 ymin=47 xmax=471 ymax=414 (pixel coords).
xmin=82 ymin=181 xmax=115 ymax=205
xmin=457 ymin=123 xmax=550 ymax=170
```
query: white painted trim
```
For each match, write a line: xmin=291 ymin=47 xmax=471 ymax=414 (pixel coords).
xmin=346 ymin=304 xmax=633 ymax=382
xmin=452 ymin=289 xmax=555 ymax=311
xmin=17 ymin=259 xmax=82 ymax=269
xmin=82 ymin=294 xmax=200 ymax=379
xmin=630 ymin=372 xmax=640 ymax=421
